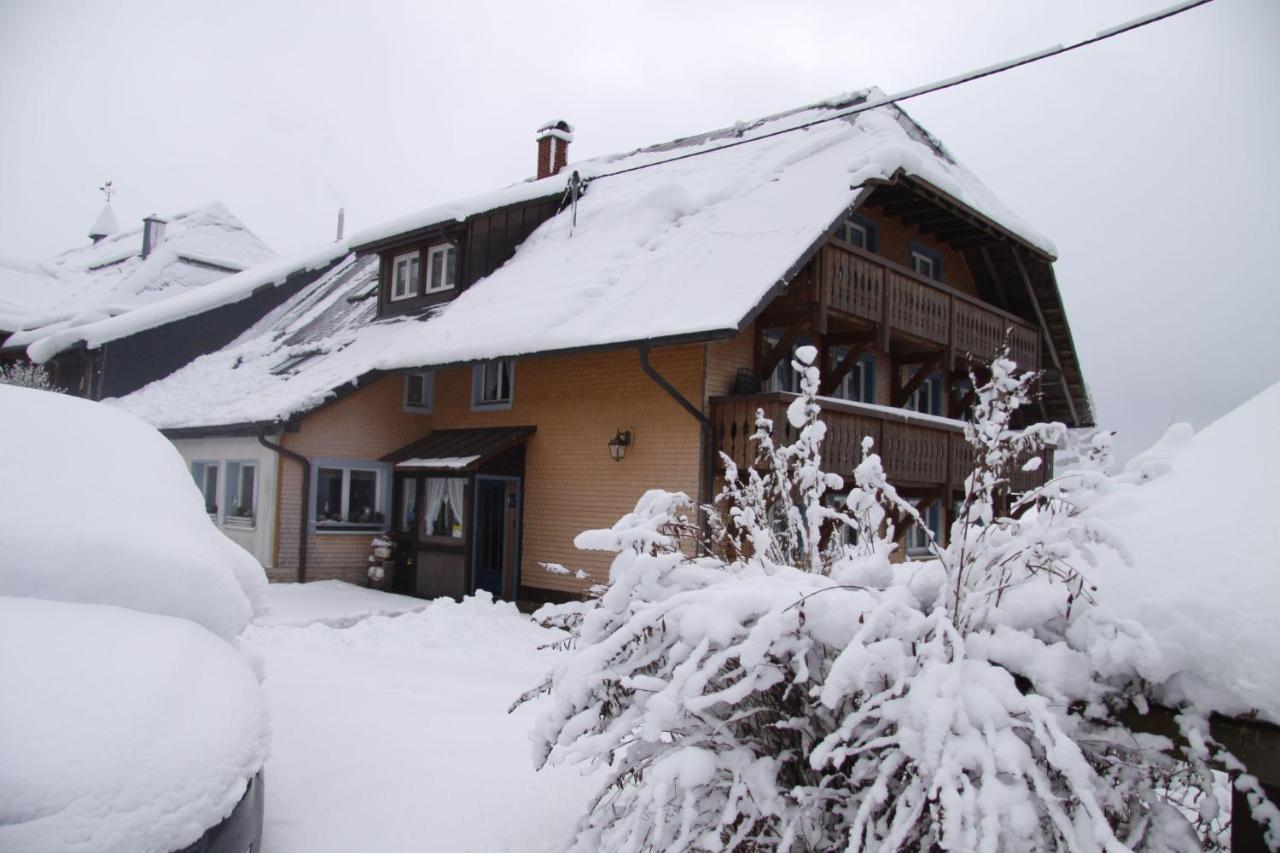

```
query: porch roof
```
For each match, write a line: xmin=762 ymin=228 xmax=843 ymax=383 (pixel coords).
xmin=382 ymin=426 xmax=536 ymax=473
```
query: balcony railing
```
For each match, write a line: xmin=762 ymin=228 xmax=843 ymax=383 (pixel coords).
xmin=710 ymin=392 xmax=1052 ymax=495
xmin=804 ymin=242 xmax=1041 ymax=373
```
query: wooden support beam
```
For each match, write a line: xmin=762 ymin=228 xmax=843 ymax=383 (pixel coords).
xmin=1012 ymin=251 xmax=1080 ymax=424
xmin=901 ymin=210 xmax=956 ymax=228
xmin=756 ymin=304 xmax=812 ymax=328
xmin=819 ymin=342 xmax=871 ymax=396
xmin=756 ymin=323 xmax=806 ymax=381
xmin=892 ymin=352 xmax=943 ymax=408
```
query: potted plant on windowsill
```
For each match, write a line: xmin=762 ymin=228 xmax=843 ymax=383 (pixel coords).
xmin=367 ymin=535 xmax=395 ymax=591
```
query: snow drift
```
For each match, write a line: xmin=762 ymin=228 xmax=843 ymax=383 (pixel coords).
xmin=0 ymin=597 xmax=270 ymax=853
xmin=0 ymin=385 xmax=266 ymax=640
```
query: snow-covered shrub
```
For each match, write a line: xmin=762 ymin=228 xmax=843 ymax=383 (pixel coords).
xmin=0 ymin=360 xmax=62 ymax=392
xmin=523 ymin=347 xmax=1275 ymax=851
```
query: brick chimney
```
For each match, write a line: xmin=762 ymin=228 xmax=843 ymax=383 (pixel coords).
xmin=536 ymin=120 xmax=573 ymax=180
xmin=141 ymin=214 xmax=168 ymax=259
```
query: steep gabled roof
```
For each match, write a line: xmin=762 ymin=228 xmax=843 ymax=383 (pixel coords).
xmin=114 ymin=88 xmax=1087 ymax=429
xmin=1 ymin=202 xmax=277 ymax=357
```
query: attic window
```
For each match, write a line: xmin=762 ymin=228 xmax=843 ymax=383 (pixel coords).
xmin=426 ymin=244 xmax=457 ymax=293
xmin=271 ymin=351 xmax=320 ymax=375
xmin=909 ymin=243 xmax=943 ymax=282
xmin=391 ymin=250 xmax=420 ymax=301
xmin=840 ymin=213 xmax=878 ymax=253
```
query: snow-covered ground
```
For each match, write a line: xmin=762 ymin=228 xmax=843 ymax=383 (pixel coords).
xmin=244 ymin=591 xmax=597 ymax=852
xmin=256 ymin=579 xmax=428 ymax=628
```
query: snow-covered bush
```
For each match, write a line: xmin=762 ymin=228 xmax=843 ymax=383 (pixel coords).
xmin=523 ymin=347 xmax=1275 ymax=851
xmin=0 ymin=360 xmax=62 ymax=392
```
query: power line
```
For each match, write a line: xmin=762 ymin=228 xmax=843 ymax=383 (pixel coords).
xmin=582 ymin=0 xmax=1215 ymax=184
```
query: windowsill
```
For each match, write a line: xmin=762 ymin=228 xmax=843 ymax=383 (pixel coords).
xmin=390 ymin=291 xmax=419 ymax=303
xmin=471 ymin=399 xmax=513 ymax=412
xmin=424 ymin=285 xmax=455 ymax=295
xmin=403 ymin=405 xmax=434 ymax=415
xmin=313 ymin=524 xmax=386 ymax=535
xmin=224 ymin=517 xmax=256 ymax=530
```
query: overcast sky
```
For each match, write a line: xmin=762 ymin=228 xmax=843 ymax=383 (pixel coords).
xmin=1 ymin=0 xmax=1276 ymax=461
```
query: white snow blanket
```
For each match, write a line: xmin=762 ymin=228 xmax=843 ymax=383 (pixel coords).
xmin=245 ymin=593 xmax=597 ymax=852
xmin=1088 ymin=381 xmax=1280 ymax=722
xmin=0 ymin=386 xmax=266 ymax=640
xmin=0 ymin=597 xmax=270 ymax=853
xmin=256 ymin=579 xmax=427 ymax=628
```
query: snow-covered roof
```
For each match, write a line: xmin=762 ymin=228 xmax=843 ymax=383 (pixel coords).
xmin=1086 ymin=382 xmax=1280 ymax=723
xmin=1 ymin=201 xmax=277 ymax=359
xmin=115 ymin=89 xmax=1056 ymax=430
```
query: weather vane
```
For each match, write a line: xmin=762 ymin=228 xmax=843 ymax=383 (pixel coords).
xmin=99 ymin=180 xmax=115 ymax=203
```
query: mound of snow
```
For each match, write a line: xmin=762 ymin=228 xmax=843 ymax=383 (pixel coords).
xmin=1088 ymin=382 xmax=1280 ymax=721
xmin=0 ymin=386 xmax=266 ymax=640
xmin=0 ymin=596 xmax=270 ymax=853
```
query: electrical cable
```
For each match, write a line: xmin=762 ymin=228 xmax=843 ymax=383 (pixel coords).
xmin=581 ymin=0 xmax=1215 ymax=184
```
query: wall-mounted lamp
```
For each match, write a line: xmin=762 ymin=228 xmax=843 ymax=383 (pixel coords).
xmin=608 ymin=428 xmax=633 ymax=462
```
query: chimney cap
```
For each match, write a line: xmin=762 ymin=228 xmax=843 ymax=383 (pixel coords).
xmin=536 ymin=119 xmax=574 ymax=142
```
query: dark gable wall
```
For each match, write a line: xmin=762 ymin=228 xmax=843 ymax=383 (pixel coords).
xmin=376 ymin=196 xmax=562 ymax=320
xmin=95 ymin=261 xmax=341 ymax=400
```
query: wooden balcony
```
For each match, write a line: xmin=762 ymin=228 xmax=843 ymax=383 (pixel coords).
xmin=711 ymin=392 xmax=1052 ymax=496
xmin=801 ymin=242 xmax=1041 ymax=373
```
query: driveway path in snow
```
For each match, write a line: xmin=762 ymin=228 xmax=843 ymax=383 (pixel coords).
xmin=244 ymin=591 xmax=596 ymax=852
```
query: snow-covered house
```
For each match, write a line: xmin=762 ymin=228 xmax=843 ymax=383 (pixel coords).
xmin=114 ymin=89 xmax=1093 ymax=602
xmin=0 ymin=202 xmax=339 ymax=399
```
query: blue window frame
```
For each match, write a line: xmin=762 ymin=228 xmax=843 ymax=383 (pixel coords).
xmin=906 ymin=502 xmax=943 ymax=554
xmin=903 ymin=370 xmax=944 ymax=417
xmin=839 ymin=213 xmax=879 ymax=253
xmin=763 ymin=332 xmax=814 ymax=393
xmin=831 ymin=350 xmax=876 ymax=404
xmin=909 ymin=242 xmax=944 ymax=282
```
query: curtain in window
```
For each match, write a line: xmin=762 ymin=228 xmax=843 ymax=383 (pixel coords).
xmin=445 ymin=478 xmax=466 ymax=537
xmin=424 ymin=478 xmax=446 ymax=535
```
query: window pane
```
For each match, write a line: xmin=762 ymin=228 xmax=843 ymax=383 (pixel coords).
xmin=316 ymin=468 xmax=343 ymax=523
xmin=348 ymin=470 xmax=378 ymax=524
xmin=497 ymin=361 xmax=510 ymax=399
xmin=445 ymin=246 xmax=457 ymax=287
xmin=430 ymin=251 xmax=444 ymax=290
xmin=406 ymin=374 xmax=424 ymax=406
xmin=204 ymin=466 xmax=218 ymax=514
xmin=401 ymin=480 xmax=418 ymax=531
xmin=237 ymin=466 xmax=255 ymax=516
xmin=483 ymin=363 xmax=499 ymax=401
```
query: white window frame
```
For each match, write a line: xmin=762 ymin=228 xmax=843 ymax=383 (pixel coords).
xmin=192 ymin=461 xmax=219 ymax=521
xmin=403 ymin=372 xmax=434 ymax=413
xmin=224 ymin=461 xmax=257 ymax=528
xmin=425 ymin=243 xmax=457 ymax=293
xmin=471 ymin=360 xmax=515 ymax=410
xmin=311 ymin=460 xmax=391 ymax=532
xmin=390 ymin=250 xmax=420 ymax=302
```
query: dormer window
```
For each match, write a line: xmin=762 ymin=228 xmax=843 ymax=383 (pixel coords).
xmin=391 ymin=251 xmax=420 ymax=301
xmin=909 ymin=242 xmax=943 ymax=282
xmin=426 ymin=244 xmax=457 ymax=293
xmin=840 ymin=213 xmax=878 ymax=253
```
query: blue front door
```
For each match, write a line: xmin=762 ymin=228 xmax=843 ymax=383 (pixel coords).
xmin=471 ymin=476 xmax=519 ymax=597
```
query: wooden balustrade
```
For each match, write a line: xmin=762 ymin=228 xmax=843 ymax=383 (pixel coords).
xmin=818 ymin=243 xmax=1041 ymax=373
xmin=710 ymin=392 xmax=1052 ymax=495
